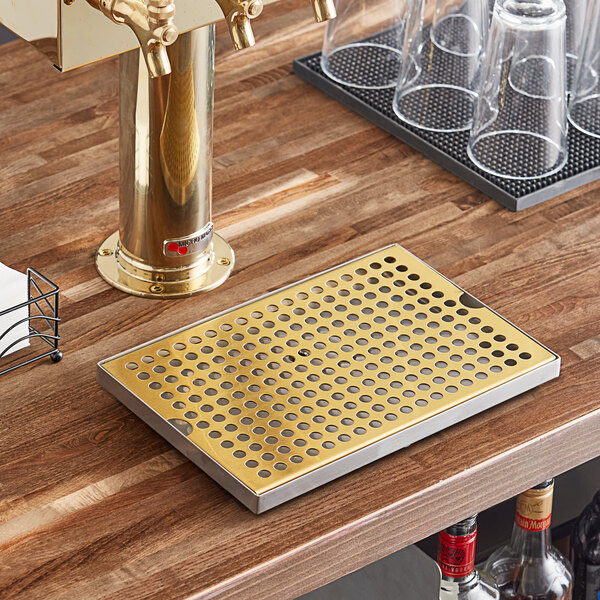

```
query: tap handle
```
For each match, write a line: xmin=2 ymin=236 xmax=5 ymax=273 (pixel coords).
xmin=215 ymin=0 xmax=264 ymax=50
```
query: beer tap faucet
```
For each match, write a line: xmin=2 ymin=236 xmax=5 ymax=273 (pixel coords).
xmin=310 ymin=0 xmax=336 ymax=22
xmin=215 ymin=0 xmax=264 ymax=49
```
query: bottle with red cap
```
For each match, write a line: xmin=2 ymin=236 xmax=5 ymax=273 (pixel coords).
xmin=439 ymin=515 xmax=500 ymax=599
xmin=483 ymin=479 xmax=573 ymax=599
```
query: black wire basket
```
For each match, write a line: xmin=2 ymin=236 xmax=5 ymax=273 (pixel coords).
xmin=0 ymin=268 xmax=62 ymax=376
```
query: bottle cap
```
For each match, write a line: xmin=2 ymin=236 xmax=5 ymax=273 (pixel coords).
xmin=445 ymin=515 xmax=477 ymax=536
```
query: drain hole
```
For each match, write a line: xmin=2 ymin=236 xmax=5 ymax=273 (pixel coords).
xmin=458 ymin=292 xmax=484 ymax=309
xmin=168 ymin=419 xmax=193 ymax=436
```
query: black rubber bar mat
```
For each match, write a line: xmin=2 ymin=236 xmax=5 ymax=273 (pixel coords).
xmin=293 ymin=45 xmax=600 ymax=212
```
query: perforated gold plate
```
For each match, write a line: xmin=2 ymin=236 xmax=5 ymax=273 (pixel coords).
xmin=98 ymin=245 xmax=560 ymax=512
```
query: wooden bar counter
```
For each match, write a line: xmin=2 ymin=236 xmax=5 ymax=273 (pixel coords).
xmin=1 ymin=1 xmax=600 ymax=597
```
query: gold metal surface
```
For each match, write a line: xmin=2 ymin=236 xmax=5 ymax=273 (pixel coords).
xmin=96 ymin=230 xmax=235 ymax=298
xmin=86 ymin=0 xmax=178 ymax=77
xmin=102 ymin=245 xmax=556 ymax=496
xmin=97 ymin=27 xmax=235 ymax=298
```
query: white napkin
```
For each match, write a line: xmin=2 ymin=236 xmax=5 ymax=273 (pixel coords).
xmin=0 ymin=263 xmax=30 ymax=358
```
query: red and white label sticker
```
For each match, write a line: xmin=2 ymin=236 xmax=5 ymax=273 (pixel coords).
xmin=164 ymin=222 xmax=213 ymax=257
xmin=515 ymin=512 xmax=552 ymax=532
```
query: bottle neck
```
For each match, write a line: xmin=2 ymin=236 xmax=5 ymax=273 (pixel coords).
xmin=510 ymin=521 xmax=551 ymax=556
xmin=511 ymin=485 xmax=554 ymax=556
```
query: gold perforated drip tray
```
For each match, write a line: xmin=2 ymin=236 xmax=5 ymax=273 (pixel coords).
xmin=98 ymin=245 xmax=560 ymax=513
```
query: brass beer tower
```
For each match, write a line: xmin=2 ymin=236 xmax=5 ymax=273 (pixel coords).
xmin=0 ymin=0 xmax=336 ymax=298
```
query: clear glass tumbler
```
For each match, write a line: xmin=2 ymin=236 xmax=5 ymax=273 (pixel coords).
xmin=392 ymin=0 xmax=488 ymax=132
xmin=509 ymin=0 xmax=583 ymax=95
xmin=321 ymin=0 xmax=406 ymax=89
xmin=468 ymin=0 xmax=568 ymax=180
xmin=568 ymin=0 xmax=600 ymax=137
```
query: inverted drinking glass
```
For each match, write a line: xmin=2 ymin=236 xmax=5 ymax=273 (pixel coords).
xmin=509 ymin=0 xmax=584 ymax=94
xmin=468 ymin=0 xmax=568 ymax=179
xmin=392 ymin=0 xmax=489 ymax=132
xmin=321 ymin=0 xmax=406 ymax=89
xmin=568 ymin=0 xmax=600 ymax=137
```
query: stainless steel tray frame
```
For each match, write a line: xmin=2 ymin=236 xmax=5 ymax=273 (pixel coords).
xmin=98 ymin=245 xmax=560 ymax=513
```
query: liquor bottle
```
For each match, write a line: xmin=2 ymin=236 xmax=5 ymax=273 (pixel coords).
xmin=439 ymin=515 xmax=500 ymax=599
xmin=483 ymin=479 xmax=573 ymax=599
xmin=571 ymin=490 xmax=600 ymax=600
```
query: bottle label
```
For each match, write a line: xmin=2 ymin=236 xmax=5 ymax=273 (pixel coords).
xmin=586 ymin=564 xmax=600 ymax=600
xmin=438 ymin=529 xmax=477 ymax=578
xmin=515 ymin=485 xmax=553 ymax=531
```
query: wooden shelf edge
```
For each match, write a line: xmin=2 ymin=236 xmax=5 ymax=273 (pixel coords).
xmin=199 ymin=407 xmax=600 ymax=600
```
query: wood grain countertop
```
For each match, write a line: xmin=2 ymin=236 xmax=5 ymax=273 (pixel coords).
xmin=1 ymin=1 xmax=599 ymax=598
